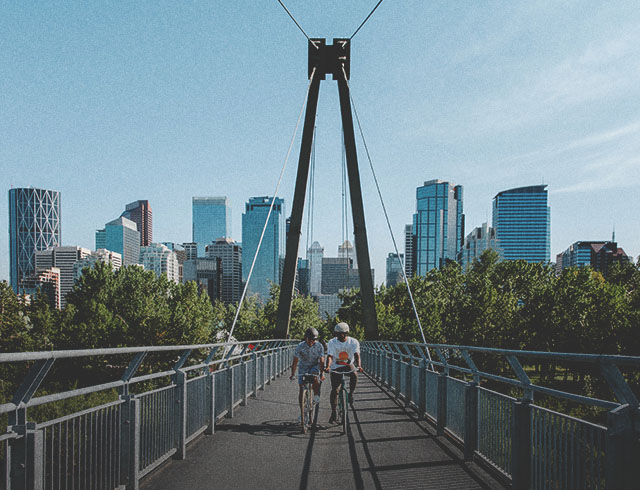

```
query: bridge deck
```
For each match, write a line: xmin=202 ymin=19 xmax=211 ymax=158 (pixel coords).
xmin=142 ymin=374 xmax=506 ymax=490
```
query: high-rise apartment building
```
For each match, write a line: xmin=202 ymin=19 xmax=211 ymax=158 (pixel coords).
xmin=35 ymin=246 xmax=91 ymax=308
xmin=140 ymin=243 xmax=180 ymax=283
xmin=492 ymin=185 xmax=550 ymax=263
xmin=9 ymin=188 xmax=61 ymax=293
xmin=458 ymin=223 xmax=503 ymax=272
xmin=308 ymin=241 xmax=324 ymax=295
xmin=96 ymin=216 xmax=140 ymax=266
xmin=121 ymin=200 xmax=152 ymax=246
xmin=241 ymin=196 xmax=285 ymax=300
xmin=413 ymin=180 xmax=464 ymax=274
xmin=192 ymin=197 xmax=231 ymax=257
xmin=556 ymin=241 xmax=631 ymax=275
xmin=206 ymin=238 xmax=243 ymax=304
xmin=74 ymin=249 xmax=122 ymax=280
xmin=386 ymin=253 xmax=404 ymax=287
xmin=404 ymin=224 xmax=415 ymax=277
xmin=21 ymin=267 xmax=61 ymax=310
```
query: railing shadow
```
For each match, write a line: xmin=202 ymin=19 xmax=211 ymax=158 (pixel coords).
xmin=348 ymin=375 xmax=503 ymax=490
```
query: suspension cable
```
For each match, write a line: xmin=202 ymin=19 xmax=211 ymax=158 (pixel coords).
xmin=340 ymin=66 xmax=431 ymax=363
xmin=276 ymin=0 xmax=319 ymax=48
xmin=228 ymin=67 xmax=318 ymax=342
xmin=350 ymin=0 xmax=385 ymax=39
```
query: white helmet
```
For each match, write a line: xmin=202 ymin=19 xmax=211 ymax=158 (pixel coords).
xmin=334 ymin=322 xmax=349 ymax=333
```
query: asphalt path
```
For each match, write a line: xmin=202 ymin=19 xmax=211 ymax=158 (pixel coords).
xmin=141 ymin=373 xmax=507 ymax=490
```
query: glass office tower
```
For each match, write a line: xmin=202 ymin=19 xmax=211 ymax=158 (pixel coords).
xmin=492 ymin=185 xmax=550 ymax=263
xmin=241 ymin=196 xmax=285 ymax=301
xmin=121 ymin=200 xmax=153 ymax=246
xmin=192 ymin=197 xmax=231 ymax=257
xmin=9 ymin=187 xmax=61 ymax=293
xmin=413 ymin=180 xmax=464 ymax=275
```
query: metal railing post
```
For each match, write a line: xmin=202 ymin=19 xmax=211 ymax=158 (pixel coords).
xmin=511 ymin=399 xmax=532 ymax=490
xmin=260 ymin=354 xmax=266 ymax=390
xmin=437 ymin=373 xmax=447 ymax=436
xmin=226 ymin=364 xmax=235 ymax=418
xmin=174 ymin=369 xmax=188 ymax=460
xmin=205 ymin=368 xmax=216 ymax=435
xmin=463 ymin=381 xmax=478 ymax=461
xmin=9 ymin=424 xmax=44 ymax=490
xmin=119 ymin=395 xmax=140 ymax=490
xmin=419 ymin=358 xmax=427 ymax=417
xmin=405 ymin=359 xmax=412 ymax=407
xmin=252 ymin=352 xmax=259 ymax=398
xmin=605 ymin=404 xmax=638 ymax=490
xmin=242 ymin=358 xmax=249 ymax=406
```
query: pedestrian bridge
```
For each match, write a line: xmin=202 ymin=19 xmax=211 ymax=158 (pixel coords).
xmin=1 ymin=340 xmax=638 ymax=489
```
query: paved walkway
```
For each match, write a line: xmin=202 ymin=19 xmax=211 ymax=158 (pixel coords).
xmin=141 ymin=374 xmax=507 ymax=490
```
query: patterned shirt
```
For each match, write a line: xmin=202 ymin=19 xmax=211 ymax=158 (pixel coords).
xmin=294 ymin=340 xmax=324 ymax=369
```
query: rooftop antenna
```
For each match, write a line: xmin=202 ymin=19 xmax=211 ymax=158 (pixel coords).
xmin=612 ymin=223 xmax=616 ymax=243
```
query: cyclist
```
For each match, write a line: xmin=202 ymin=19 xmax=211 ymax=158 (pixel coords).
xmin=290 ymin=327 xmax=325 ymax=409
xmin=325 ymin=322 xmax=363 ymax=424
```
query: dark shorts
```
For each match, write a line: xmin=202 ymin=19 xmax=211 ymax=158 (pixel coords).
xmin=330 ymin=365 xmax=357 ymax=391
xmin=298 ymin=365 xmax=320 ymax=385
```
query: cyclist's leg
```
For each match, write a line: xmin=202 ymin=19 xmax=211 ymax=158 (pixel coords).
xmin=309 ymin=366 xmax=321 ymax=397
xmin=329 ymin=371 xmax=341 ymax=418
xmin=348 ymin=370 xmax=358 ymax=396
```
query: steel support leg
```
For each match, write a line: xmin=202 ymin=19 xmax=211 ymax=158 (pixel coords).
xmin=337 ymin=76 xmax=379 ymax=340
xmin=275 ymin=76 xmax=321 ymax=339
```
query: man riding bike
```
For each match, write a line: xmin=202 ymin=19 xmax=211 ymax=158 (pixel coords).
xmin=325 ymin=322 xmax=363 ymax=424
xmin=290 ymin=327 xmax=325 ymax=409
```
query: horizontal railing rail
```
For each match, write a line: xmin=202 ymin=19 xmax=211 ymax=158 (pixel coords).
xmin=1 ymin=339 xmax=296 ymax=490
xmin=362 ymin=341 xmax=640 ymax=490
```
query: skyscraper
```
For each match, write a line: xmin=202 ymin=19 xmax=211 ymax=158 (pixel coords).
xmin=35 ymin=246 xmax=91 ymax=308
xmin=338 ymin=240 xmax=357 ymax=269
xmin=413 ymin=180 xmax=464 ymax=274
xmin=557 ymin=241 xmax=631 ymax=275
xmin=192 ymin=197 xmax=231 ymax=257
xmin=386 ymin=253 xmax=404 ymax=287
xmin=96 ymin=216 xmax=140 ymax=266
xmin=308 ymin=241 xmax=324 ymax=296
xmin=492 ymin=185 xmax=550 ymax=263
xmin=9 ymin=187 xmax=61 ymax=293
xmin=140 ymin=243 xmax=180 ymax=282
xmin=404 ymin=224 xmax=415 ymax=277
xmin=206 ymin=238 xmax=243 ymax=304
xmin=458 ymin=223 xmax=503 ymax=272
xmin=241 ymin=196 xmax=285 ymax=300
xmin=121 ymin=200 xmax=152 ymax=246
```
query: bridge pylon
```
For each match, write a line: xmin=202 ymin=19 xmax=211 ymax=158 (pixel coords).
xmin=275 ymin=38 xmax=379 ymax=340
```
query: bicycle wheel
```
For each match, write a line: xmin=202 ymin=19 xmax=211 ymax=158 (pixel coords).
xmin=342 ymin=388 xmax=348 ymax=434
xmin=337 ymin=382 xmax=347 ymax=434
xmin=301 ymin=387 xmax=310 ymax=433
xmin=304 ymin=386 xmax=314 ymax=430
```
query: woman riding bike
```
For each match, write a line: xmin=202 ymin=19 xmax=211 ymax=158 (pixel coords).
xmin=290 ymin=327 xmax=325 ymax=414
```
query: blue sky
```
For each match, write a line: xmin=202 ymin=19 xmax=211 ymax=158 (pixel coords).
xmin=2 ymin=1 xmax=639 ymax=284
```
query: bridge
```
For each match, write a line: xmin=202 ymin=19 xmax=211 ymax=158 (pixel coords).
xmin=1 ymin=340 xmax=639 ymax=489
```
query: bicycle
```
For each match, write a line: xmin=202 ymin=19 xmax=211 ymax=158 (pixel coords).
xmin=299 ymin=373 xmax=321 ymax=434
xmin=330 ymin=368 xmax=354 ymax=435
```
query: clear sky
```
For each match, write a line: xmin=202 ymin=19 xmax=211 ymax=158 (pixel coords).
xmin=2 ymin=1 xmax=639 ymax=285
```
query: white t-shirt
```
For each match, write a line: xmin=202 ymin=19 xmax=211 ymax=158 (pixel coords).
xmin=327 ymin=336 xmax=360 ymax=370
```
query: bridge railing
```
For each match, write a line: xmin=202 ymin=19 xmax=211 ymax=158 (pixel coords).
xmin=362 ymin=341 xmax=640 ymax=490
xmin=0 ymin=339 xmax=296 ymax=490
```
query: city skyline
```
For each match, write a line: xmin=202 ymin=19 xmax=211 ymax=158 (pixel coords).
xmin=2 ymin=2 xmax=639 ymax=284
